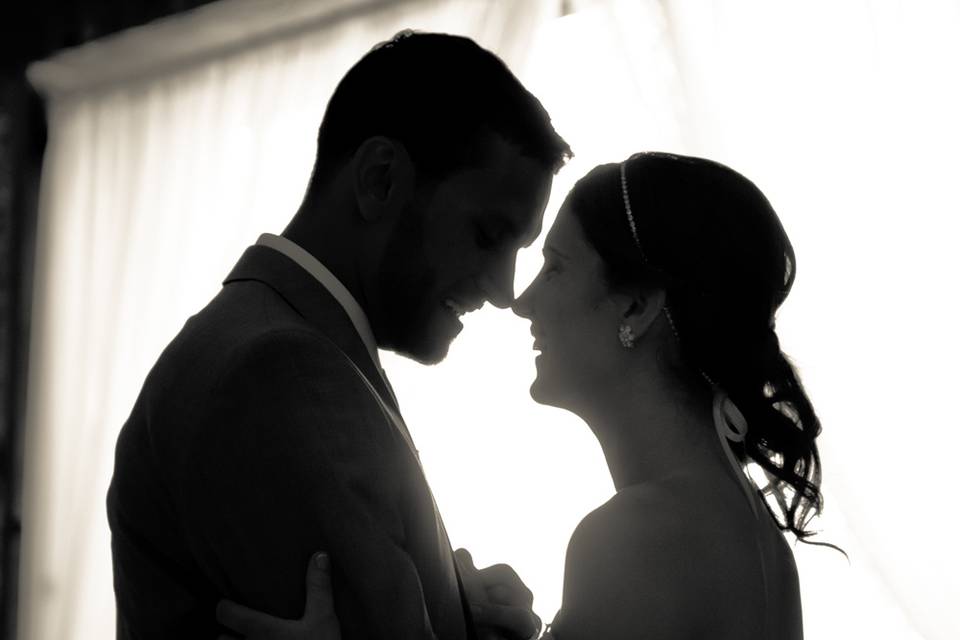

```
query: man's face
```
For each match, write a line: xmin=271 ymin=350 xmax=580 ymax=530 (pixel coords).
xmin=372 ymin=137 xmax=554 ymax=364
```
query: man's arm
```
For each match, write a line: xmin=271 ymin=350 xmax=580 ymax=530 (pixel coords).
xmin=182 ymin=328 xmax=436 ymax=639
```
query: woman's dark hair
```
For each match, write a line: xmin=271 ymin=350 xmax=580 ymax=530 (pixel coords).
xmin=308 ymin=30 xmax=572 ymax=192
xmin=569 ymin=152 xmax=827 ymax=544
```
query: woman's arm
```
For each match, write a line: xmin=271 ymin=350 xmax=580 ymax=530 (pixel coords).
xmin=217 ymin=553 xmax=341 ymax=640
xmin=217 ymin=551 xmax=542 ymax=640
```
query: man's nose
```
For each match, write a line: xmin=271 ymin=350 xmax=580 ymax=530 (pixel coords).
xmin=480 ymin=256 xmax=517 ymax=309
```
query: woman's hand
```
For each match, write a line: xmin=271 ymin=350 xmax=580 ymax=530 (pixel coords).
xmin=455 ymin=548 xmax=542 ymax=640
xmin=216 ymin=553 xmax=341 ymax=640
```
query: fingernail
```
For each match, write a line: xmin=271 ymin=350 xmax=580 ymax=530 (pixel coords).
xmin=314 ymin=552 xmax=329 ymax=569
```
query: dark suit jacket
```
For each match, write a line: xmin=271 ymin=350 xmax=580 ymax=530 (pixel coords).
xmin=107 ymin=244 xmax=472 ymax=639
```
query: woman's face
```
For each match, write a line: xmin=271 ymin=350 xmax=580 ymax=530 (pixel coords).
xmin=513 ymin=201 xmax=622 ymax=410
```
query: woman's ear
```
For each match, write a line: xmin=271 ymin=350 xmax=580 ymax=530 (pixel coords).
xmin=352 ymin=136 xmax=414 ymax=222
xmin=616 ymin=287 xmax=667 ymax=339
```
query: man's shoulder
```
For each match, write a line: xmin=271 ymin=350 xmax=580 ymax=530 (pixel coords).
xmin=128 ymin=287 xmax=382 ymax=462
xmin=220 ymin=326 xmax=354 ymax=379
xmin=155 ymin=281 xmax=348 ymax=388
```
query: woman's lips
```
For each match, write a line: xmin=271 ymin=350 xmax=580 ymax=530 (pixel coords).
xmin=531 ymin=332 xmax=543 ymax=351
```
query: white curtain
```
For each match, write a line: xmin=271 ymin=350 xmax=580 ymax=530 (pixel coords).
xmin=21 ymin=1 xmax=960 ymax=639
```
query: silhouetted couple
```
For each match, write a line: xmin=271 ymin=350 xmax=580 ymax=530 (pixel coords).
xmin=109 ymin=31 xmax=823 ymax=640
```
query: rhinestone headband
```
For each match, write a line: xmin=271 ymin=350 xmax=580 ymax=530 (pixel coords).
xmin=620 ymin=157 xmax=755 ymax=506
xmin=619 ymin=161 xmax=644 ymax=261
xmin=618 ymin=157 xmax=716 ymax=388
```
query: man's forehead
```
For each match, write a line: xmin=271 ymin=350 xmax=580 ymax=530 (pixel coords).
xmin=505 ymin=187 xmax=550 ymax=235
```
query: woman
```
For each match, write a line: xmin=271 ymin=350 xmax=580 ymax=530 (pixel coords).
xmin=218 ymin=152 xmax=827 ymax=639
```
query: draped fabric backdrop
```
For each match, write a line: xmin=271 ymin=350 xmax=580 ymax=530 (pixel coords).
xmin=20 ymin=1 xmax=960 ymax=639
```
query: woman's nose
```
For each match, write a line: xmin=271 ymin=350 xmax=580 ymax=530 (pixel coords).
xmin=512 ymin=284 xmax=533 ymax=318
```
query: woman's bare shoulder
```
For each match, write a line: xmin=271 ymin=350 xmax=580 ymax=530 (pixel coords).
xmin=573 ymin=475 xmax=744 ymax=545
xmin=558 ymin=477 xmax=763 ymax=639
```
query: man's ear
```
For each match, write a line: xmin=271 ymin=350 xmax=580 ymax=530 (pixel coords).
xmin=614 ymin=287 xmax=667 ymax=338
xmin=352 ymin=136 xmax=413 ymax=222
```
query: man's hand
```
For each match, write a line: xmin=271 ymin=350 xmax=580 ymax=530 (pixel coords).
xmin=455 ymin=548 xmax=541 ymax=640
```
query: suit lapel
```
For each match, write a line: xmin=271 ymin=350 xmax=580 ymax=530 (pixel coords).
xmin=224 ymin=244 xmax=477 ymax=639
xmin=222 ymin=245 xmax=398 ymax=413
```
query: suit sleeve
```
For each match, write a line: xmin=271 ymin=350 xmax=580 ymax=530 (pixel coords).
xmin=181 ymin=328 xmax=437 ymax=639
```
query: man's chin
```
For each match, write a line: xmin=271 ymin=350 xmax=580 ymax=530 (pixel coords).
xmin=378 ymin=306 xmax=464 ymax=364
xmin=399 ymin=343 xmax=451 ymax=366
xmin=386 ymin=331 xmax=457 ymax=365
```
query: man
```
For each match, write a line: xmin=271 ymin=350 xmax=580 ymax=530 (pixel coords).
xmin=107 ymin=31 xmax=571 ymax=639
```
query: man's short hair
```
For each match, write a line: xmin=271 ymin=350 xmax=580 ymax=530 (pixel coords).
xmin=308 ymin=30 xmax=572 ymax=191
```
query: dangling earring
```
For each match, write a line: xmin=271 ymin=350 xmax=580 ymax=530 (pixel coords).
xmin=618 ymin=323 xmax=637 ymax=348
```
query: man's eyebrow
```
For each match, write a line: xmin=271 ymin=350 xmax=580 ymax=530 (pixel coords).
xmin=479 ymin=211 xmax=542 ymax=248
xmin=487 ymin=213 xmax=535 ymax=247
xmin=476 ymin=212 xmax=515 ymax=233
xmin=497 ymin=215 xmax=519 ymax=236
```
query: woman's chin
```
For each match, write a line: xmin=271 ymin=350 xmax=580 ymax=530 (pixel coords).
xmin=530 ymin=354 xmax=575 ymax=407
xmin=529 ymin=373 xmax=560 ymax=407
xmin=530 ymin=360 xmax=585 ymax=413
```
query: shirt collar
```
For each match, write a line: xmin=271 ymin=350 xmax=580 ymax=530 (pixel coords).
xmin=255 ymin=233 xmax=381 ymax=369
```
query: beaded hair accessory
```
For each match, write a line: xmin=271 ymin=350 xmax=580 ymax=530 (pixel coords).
xmin=619 ymin=160 xmax=710 ymax=378
xmin=619 ymin=156 xmax=758 ymax=517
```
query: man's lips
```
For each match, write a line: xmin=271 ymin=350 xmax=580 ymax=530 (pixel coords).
xmin=443 ymin=297 xmax=484 ymax=317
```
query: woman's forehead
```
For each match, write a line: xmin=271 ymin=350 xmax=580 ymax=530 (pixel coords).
xmin=545 ymin=204 xmax=605 ymax=269
xmin=545 ymin=203 xmax=586 ymax=250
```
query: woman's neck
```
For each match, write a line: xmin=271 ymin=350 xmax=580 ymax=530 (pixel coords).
xmin=583 ymin=374 xmax=725 ymax=492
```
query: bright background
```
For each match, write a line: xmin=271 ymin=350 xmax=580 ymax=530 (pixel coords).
xmin=20 ymin=1 xmax=960 ymax=639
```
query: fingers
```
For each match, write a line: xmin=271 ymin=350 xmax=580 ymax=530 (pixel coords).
xmin=454 ymin=547 xmax=488 ymax=604
xmin=471 ymin=602 xmax=542 ymax=640
xmin=477 ymin=564 xmax=534 ymax=607
xmin=302 ymin=552 xmax=340 ymax=626
xmin=454 ymin=548 xmax=477 ymax=573
xmin=456 ymin=550 xmax=539 ymax=638
xmin=216 ymin=599 xmax=276 ymax=637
